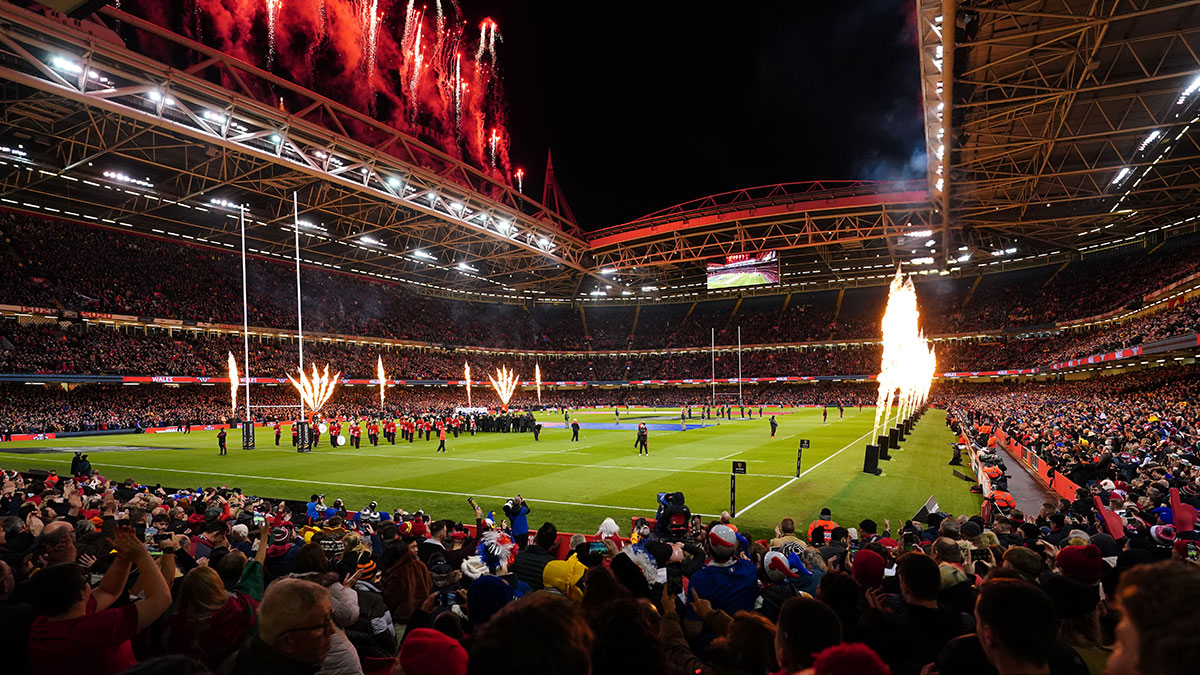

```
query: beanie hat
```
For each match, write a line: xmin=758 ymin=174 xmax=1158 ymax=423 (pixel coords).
xmin=399 ymin=628 xmax=467 ymax=675
xmin=820 ymin=507 xmax=832 ymax=518
xmin=1041 ymin=574 xmax=1100 ymax=620
xmin=960 ymin=521 xmax=982 ymax=538
xmin=1056 ymin=544 xmax=1103 ymax=585
xmin=1151 ymin=524 xmax=1177 ymax=545
xmin=809 ymin=643 xmax=889 ymax=675
xmin=460 ymin=556 xmax=489 ymax=580
xmin=466 ymin=575 xmax=514 ymax=626
xmin=851 ymin=549 xmax=886 ymax=589
xmin=708 ymin=524 xmax=738 ymax=557
xmin=764 ymin=551 xmax=799 ymax=582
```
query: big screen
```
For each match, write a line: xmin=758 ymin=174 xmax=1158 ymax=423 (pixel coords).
xmin=706 ymin=251 xmax=780 ymax=289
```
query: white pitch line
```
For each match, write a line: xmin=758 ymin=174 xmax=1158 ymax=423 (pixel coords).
xmin=736 ymin=428 xmax=878 ymax=517
xmin=719 ymin=451 xmax=743 ymax=460
xmin=7 ymin=454 xmax=719 ymax=515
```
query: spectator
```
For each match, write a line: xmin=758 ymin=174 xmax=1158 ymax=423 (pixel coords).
xmin=468 ymin=594 xmax=593 ymax=675
xmin=511 ymin=521 xmax=558 ymax=590
xmin=220 ymin=577 xmax=333 ymax=674
xmin=974 ymin=578 xmax=1058 ymax=675
xmin=1106 ymin=561 xmax=1200 ymax=675
xmin=774 ymin=596 xmax=843 ymax=673
xmin=27 ymin=529 xmax=172 ymax=675
xmin=684 ymin=525 xmax=758 ymax=642
xmin=165 ymin=565 xmax=259 ymax=669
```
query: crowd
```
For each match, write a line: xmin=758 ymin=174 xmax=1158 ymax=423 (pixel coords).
xmin=5 ymin=213 xmax=1200 ymax=354
xmin=0 ymin=417 xmax=1197 ymax=675
xmin=0 ymin=381 xmax=877 ymax=435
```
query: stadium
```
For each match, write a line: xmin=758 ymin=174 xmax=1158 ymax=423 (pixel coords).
xmin=0 ymin=1 xmax=1198 ymax=674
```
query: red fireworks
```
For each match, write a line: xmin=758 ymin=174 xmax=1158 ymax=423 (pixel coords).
xmin=159 ymin=0 xmax=511 ymax=174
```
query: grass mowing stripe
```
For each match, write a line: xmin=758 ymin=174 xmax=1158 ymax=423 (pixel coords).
xmin=246 ymin=446 xmax=797 ymax=478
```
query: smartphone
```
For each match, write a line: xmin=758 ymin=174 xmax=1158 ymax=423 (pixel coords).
xmin=1188 ymin=542 xmax=1199 ymax=562
xmin=437 ymin=590 xmax=458 ymax=606
xmin=971 ymin=548 xmax=989 ymax=562
xmin=902 ymin=533 xmax=919 ymax=552
xmin=666 ymin=567 xmax=683 ymax=595
xmin=253 ymin=515 xmax=266 ymax=526
xmin=587 ymin=541 xmax=608 ymax=556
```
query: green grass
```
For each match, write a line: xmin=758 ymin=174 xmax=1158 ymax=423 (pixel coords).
xmin=0 ymin=407 xmax=979 ymax=540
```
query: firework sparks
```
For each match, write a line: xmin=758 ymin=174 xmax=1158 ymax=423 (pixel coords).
xmin=464 ymin=361 xmax=472 ymax=406
xmin=515 ymin=168 xmax=524 ymax=193
xmin=488 ymin=365 xmax=519 ymax=409
xmin=535 ymin=362 xmax=542 ymax=404
xmin=265 ymin=0 xmax=283 ymax=69
xmin=288 ymin=363 xmax=341 ymax=415
xmin=872 ymin=270 xmax=936 ymax=439
xmin=358 ymin=0 xmax=380 ymax=84
xmin=454 ymin=52 xmax=463 ymax=130
xmin=376 ymin=355 xmax=386 ymax=409
xmin=489 ymin=127 xmax=499 ymax=167
xmin=227 ymin=352 xmax=239 ymax=413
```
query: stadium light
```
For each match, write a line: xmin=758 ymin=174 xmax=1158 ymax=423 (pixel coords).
xmin=387 ymin=177 xmax=402 ymax=188
xmin=1137 ymin=130 xmax=1161 ymax=152
xmin=956 ymin=253 xmax=971 ymax=262
xmin=1177 ymin=74 xmax=1200 ymax=105
xmin=905 ymin=229 xmax=933 ymax=238
xmin=360 ymin=236 xmax=387 ymax=247
xmin=1111 ymin=167 xmax=1132 ymax=185
xmin=414 ymin=249 xmax=436 ymax=260
xmin=600 ymin=268 xmax=616 ymax=274
xmin=457 ymin=262 xmax=479 ymax=272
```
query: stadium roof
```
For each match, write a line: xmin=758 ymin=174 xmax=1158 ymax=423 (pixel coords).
xmin=0 ymin=2 xmax=1198 ymax=306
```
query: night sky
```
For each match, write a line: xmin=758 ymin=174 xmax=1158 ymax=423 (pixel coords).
xmin=491 ymin=1 xmax=925 ymax=229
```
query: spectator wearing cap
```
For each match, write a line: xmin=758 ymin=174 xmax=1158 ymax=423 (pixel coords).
xmin=511 ymin=522 xmax=558 ymax=590
xmin=265 ymin=525 xmax=301 ymax=581
xmin=807 ymin=508 xmax=838 ymax=541
xmin=683 ymin=524 xmax=757 ymax=644
xmin=757 ymin=550 xmax=811 ymax=622
xmin=400 ymin=628 xmax=468 ymax=675
xmin=1056 ymin=544 xmax=1104 ymax=586
xmin=851 ymin=549 xmax=886 ymax=591
xmin=1040 ymin=574 xmax=1107 ymax=674
xmin=345 ymin=551 xmax=395 ymax=658
xmin=858 ymin=518 xmax=889 ymax=545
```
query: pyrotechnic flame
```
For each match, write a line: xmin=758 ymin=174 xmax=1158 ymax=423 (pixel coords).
xmin=465 ymin=362 xmax=472 ymax=406
xmin=377 ymin=355 xmax=386 ymax=409
xmin=515 ymin=168 xmax=524 ymax=193
xmin=488 ymin=365 xmax=519 ymax=408
xmin=872 ymin=270 xmax=936 ymax=439
xmin=288 ymin=363 xmax=341 ymax=414
xmin=535 ymin=362 xmax=542 ymax=404
xmin=489 ymin=127 xmax=499 ymax=167
xmin=227 ymin=352 xmax=239 ymax=413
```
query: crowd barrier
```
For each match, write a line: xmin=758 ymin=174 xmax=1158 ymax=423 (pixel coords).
xmin=991 ymin=429 xmax=1083 ymax=502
